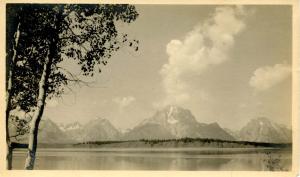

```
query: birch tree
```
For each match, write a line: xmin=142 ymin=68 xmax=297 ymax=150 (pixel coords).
xmin=6 ymin=4 xmax=139 ymax=170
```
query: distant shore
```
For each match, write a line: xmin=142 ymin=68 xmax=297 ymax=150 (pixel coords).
xmin=35 ymin=138 xmax=292 ymax=150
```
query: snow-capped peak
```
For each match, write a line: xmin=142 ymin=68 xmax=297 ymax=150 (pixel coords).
xmin=67 ymin=122 xmax=81 ymax=130
xmin=239 ymin=117 xmax=292 ymax=143
xmin=167 ymin=105 xmax=176 ymax=117
xmin=59 ymin=122 xmax=82 ymax=132
xmin=167 ymin=105 xmax=178 ymax=124
xmin=120 ymin=128 xmax=132 ymax=134
xmin=167 ymin=116 xmax=178 ymax=124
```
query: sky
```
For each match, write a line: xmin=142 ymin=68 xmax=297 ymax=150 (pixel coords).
xmin=44 ymin=5 xmax=292 ymax=131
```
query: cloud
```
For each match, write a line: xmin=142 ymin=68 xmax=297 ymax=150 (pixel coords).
xmin=160 ymin=6 xmax=248 ymax=105
xmin=249 ymin=63 xmax=291 ymax=91
xmin=113 ymin=96 xmax=136 ymax=109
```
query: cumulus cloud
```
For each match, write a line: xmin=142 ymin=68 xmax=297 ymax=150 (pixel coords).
xmin=113 ymin=96 xmax=136 ymax=109
xmin=249 ymin=63 xmax=291 ymax=91
xmin=160 ymin=6 xmax=248 ymax=105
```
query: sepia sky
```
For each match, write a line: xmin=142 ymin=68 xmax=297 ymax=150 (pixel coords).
xmin=44 ymin=5 xmax=292 ymax=131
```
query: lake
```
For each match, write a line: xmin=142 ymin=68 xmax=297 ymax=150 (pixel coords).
xmin=12 ymin=148 xmax=291 ymax=170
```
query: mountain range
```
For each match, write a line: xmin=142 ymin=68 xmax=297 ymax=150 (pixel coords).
xmin=122 ymin=105 xmax=235 ymax=141
xmin=37 ymin=105 xmax=292 ymax=144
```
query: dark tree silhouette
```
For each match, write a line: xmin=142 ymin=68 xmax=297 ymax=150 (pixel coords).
xmin=6 ymin=4 xmax=139 ymax=170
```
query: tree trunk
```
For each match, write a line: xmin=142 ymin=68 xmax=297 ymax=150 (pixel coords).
xmin=6 ymin=147 xmax=13 ymax=170
xmin=24 ymin=52 xmax=52 ymax=170
xmin=6 ymin=22 xmax=20 ymax=170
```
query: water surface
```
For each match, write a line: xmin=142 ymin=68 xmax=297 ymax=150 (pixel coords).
xmin=12 ymin=148 xmax=291 ymax=170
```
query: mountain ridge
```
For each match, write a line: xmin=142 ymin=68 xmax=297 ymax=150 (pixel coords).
xmin=236 ymin=117 xmax=292 ymax=143
xmin=27 ymin=105 xmax=292 ymax=144
xmin=122 ymin=105 xmax=235 ymax=141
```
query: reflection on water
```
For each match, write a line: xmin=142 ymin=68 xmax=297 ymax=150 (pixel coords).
xmin=12 ymin=148 xmax=291 ymax=170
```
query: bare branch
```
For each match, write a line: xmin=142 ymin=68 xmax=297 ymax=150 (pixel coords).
xmin=57 ymin=66 xmax=94 ymax=87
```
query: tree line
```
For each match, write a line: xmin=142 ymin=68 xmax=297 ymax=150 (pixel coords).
xmin=76 ymin=137 xmax=292 ymax=148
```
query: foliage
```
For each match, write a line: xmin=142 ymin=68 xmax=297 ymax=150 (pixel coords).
xmin=6 ymin=4 xmax=139 ymax=112
xmin=8 ymin=115 xmax=31 ymax=140
xmin=263 ymin=152 xmax=286 ymax=171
